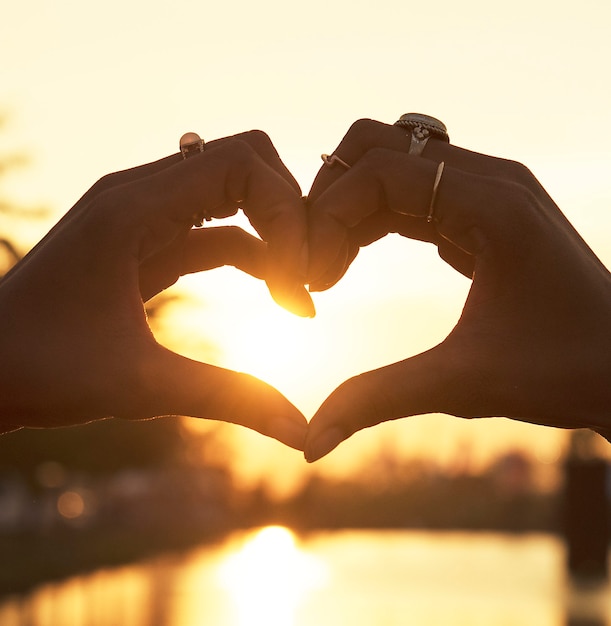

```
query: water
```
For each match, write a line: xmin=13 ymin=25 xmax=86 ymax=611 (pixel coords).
xmin=1 ymin=528 xmax=609 ymax=626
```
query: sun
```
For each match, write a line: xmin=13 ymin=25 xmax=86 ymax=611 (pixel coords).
xmin=156 ymin=266 xmax=349 ymax=417
xmin=219 ymin=298 xmax=321 ymax=394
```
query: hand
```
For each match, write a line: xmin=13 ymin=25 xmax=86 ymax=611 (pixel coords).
xmin=0 ymin=130 xmax=311 ymax=450
xmin=305 ymin=118 xmax=611 ymax=462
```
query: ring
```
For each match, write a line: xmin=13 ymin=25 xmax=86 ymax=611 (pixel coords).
xmin=180 ymin=132 xmax=208 ymax=226
xmin=393 ymin=113 xmax=449 ymax=157
xmin=427 ymin=161 xmax=445 ymax=223
xmin=180 ymin=132 xmax=205 ymax=159
xmin=321 ymin=153 xmax=351 ymax=170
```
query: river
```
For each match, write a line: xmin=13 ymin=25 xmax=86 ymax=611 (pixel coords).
xmin=1 ymin=528 xmax=609 ymax=625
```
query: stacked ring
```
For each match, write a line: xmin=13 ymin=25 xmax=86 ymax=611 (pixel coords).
xmin=394 ymin=113 xmax=449 ymax=223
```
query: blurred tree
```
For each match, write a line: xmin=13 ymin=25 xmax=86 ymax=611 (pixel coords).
xmin=0 ymin=418 xmax=191 ymax=483
xmin=0 ymin=112 xmax=49 ymax=275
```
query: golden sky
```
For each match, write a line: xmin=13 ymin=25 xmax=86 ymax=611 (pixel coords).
xmin=2 ymin=0 xmax=611 ymax=490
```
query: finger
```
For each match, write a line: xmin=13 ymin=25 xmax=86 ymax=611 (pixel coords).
xmin=307 ymin=118 xmax=549 ymax=289
xmin=308 ymin=149 xmax=441 ymax=287
xmin=234 ymin=159 xmax=312 ymax=318
xmin=82 ymin=130 xmax=301 ymax=208
xmin=125 ymin=347 xmax=308 ymax=451
xmin=226 ymin=129 xmax=301 ymax=195
xmin=4 ymin=130 xmax=299 ymax=283
xmin=181 ymin=226 xmax=268 ymax=278
xmin=308 ymin=148 xmax=528 ymax=290
xmin=309 ymin=119 xmax=411 ymax=204
xmin=95 ymin=139 xmax=314 ymax=317
xmin=305 ymin=345 xmax=457 ymax=462
xmin=309 ymin=117 xmax=551 ymax=205
xmin=308 ymin=118 xmax=576 ymax=279
xmin=138 ymin=226 xmax=268 ymax=302
xmin=308 ymin=209 xmax=437 ymax=292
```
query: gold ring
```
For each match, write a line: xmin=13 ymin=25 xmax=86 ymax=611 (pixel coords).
xmin=321 ymin=153 xmax=351 ymax=170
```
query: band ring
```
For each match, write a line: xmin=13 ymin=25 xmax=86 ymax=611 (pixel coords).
xmin=321 ymin=153 xmax=351 ymax=170
xmin=180 ymin=132 xmax=205 ymax=159
xmin=427 ymin=161 xmax=445 ymax=223
xmin=393 ymin=113 xmax=449 ymax=157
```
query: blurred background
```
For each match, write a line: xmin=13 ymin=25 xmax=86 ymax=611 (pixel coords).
xmin=1 ymin=0 xmax=611 ymax=623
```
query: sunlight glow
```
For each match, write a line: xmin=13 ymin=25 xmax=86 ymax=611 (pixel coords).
xmin=217 ymin=526 xmax=328 ymax=626
xmin=219 ymin=301 xmax=322 ymax=392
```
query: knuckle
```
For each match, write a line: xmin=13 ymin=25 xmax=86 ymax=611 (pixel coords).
xmin=498 ymin=175 xmax=538 ymax=212
xmin=497 ymin=157 xmax=536 ymax=188
xmin=242 ymin=129 xmax=281 ymax=164
xmin=363 ymin=146 xmax=393 ymax=169
xmin=479 ymin=175 xmax=540 ymax=240
xmin=220 ymin=137 xmax=257 ymax=166
xmin=346 ymin=118 xmax=386 ymax=144
xmin=243 ymin=128 xmax=273 ymax=148
xmin=213 ymin=141 xmax=259 ymax=202
xmin=86 ymin=182 xmax=140 ymax=235
xmin=228 ymin=129 xmax=276 ymax=160
xmin=364 ymin=145 xmax=387 ymax=161
xmin=89 ymin=172 xmax=122 ymax=196
xmin=88 ymin=184 xmax=120 ymax=215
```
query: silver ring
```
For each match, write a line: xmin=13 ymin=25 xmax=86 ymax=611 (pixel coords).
xmin=180 ymin=132 xmax=205 ymax=159
xmin=393 ymin=113 xmax=449 ymax=157
xmin=427 ymin=161 xmax=445 ymax=223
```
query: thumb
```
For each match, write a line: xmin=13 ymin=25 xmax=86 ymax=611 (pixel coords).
xmin=305 ymin=344 xmax=459 ymax=462
xmin=123 ymin=346 xmax=308 ymax=451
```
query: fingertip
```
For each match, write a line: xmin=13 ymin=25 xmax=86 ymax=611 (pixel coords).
xmin=306 ymin=234 xmax=350 ymax=292
xmin=304 ymin=426 xmax=347 ymax=463
xmin=273 ymin=417 xmax=309 ymax=451
xmin=269 ymin=283 xmax=316 ymax=318
xmin=294 ymin=288 xmax=316 ymax=318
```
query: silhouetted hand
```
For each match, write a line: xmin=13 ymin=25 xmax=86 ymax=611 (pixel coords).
xmin=0 ymin=130 xmax=311 ymax=450
xmin=305 ymin=118 xmax=611 ymax=462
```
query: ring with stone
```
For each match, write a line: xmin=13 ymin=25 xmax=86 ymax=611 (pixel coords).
xmin=180 ymin=132 xmax=205 ymax=159
xmin=393 ymin=113 xmax=449 ymax=156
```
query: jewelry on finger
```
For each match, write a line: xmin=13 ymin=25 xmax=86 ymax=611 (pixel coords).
xmin=180 ymin=132 xmax=205 ymax=159
xmin=393 ymin=113 xmax=449 ymax=157
xmin=427 ymin=161 xmax=445 ymax=223
xmin=321 ymin=153 xmax=351 ymax=170
xmin=180 ymin=132 xmax=208 ymax=226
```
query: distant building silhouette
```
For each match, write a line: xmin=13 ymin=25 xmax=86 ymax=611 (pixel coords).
xmin=563 ymin=431 xmax=609 ymax=582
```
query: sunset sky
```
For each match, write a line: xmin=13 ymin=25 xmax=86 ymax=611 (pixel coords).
xmin=2 ymin=0 xmax=611 ymax=491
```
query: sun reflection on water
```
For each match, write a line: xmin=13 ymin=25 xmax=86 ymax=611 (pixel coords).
xmin=217 ymin=525 xmax=328 ymax=626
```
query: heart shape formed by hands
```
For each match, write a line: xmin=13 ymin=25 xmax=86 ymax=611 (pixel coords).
xmin=1 ymin=120 xmax=610 ymax=458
